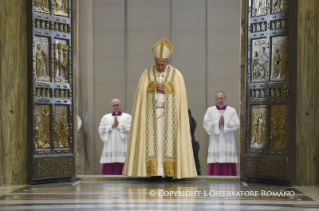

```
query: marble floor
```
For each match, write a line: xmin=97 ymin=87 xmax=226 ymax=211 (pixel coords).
xmin=0 ymin=176 xmax=319 ymax=211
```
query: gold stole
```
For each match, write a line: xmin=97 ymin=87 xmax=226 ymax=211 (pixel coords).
xmin=145 ymin=65 xmax=177 ymax=177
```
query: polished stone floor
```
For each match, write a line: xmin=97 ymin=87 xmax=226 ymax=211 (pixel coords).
xmin=0 ymin=176 xmax=319 ymax=211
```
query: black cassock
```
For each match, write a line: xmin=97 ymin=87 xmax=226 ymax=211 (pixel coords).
xmin=189 ymin=115 xmax=201 ymax=175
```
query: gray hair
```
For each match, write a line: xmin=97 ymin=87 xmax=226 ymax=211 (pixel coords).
xmin=215 ymin=91 xmax=226 ymax=98
xmin=111 ymin=99 xmax=121 ymax=105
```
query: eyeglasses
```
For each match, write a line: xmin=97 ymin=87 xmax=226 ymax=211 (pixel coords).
xmin=112 ymin=104 xmax=120 ymax=107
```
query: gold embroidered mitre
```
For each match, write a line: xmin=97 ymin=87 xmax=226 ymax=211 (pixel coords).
xmin=152 ymin=38 xmax=173 ymax=62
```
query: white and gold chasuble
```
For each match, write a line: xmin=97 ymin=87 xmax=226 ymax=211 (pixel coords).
xmin=123 ymin=65 xmax=197 ymax=179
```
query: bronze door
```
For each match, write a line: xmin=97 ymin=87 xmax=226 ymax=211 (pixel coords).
xmin=27 ymin=0 xmax=75 ymax=183
xmin=243 ymin=0 xmax=294 ymax=182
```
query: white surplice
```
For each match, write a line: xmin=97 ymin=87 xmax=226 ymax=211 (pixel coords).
xmin=203 ymin=106 xmax=240 ymax=163
xmin=98 ymin=113 xmax=131 ymax=163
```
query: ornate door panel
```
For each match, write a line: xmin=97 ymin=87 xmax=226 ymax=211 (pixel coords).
xmin=244 ymin=0 xmax=292 ymax=182
xmin=27 ymin=0 xmax=75 ymax=183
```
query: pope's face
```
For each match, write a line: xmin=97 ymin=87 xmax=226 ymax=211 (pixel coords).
xmin=112 ymin=99 xmax=121 ymax=113
xmin=155 ymin=60 xmax=169 ymax=73
xmin=215 ymin=92 xmax=226 ymax=107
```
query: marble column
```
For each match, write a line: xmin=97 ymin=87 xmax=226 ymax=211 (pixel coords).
xmin=240 ymin=0 xmax=246 ymax=179
xmin=295 ymin=0 xmax=319 ymax=185
xmin=0 ymin=0 xmax=28 ymax=185
xmin=78 ymin=0 xmax=94 ymax=174
xmin=73 ymin=0 xmax=81 ymax=176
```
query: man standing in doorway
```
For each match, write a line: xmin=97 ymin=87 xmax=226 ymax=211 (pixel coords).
xmin=123 ymin=38 xmax=197 ymax=181
xmin=203 ymin=91 xmax=240 ymax=176
xmin=99 ymin=99 xmax=131 ymax=175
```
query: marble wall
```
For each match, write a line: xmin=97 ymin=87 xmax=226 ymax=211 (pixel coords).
xmin=295 ymin=0 xmax=319 ymax=185
xmin=78 ymin=0 xmax=241 ymax=175
xmin=0 ymin=0 xmax=28 ymax=185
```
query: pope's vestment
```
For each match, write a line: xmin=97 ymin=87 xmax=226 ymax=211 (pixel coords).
xmin=123 ymin=64 xmax=197 ymax=179
xmin=203 ymin=106 xmax=239 ymax=164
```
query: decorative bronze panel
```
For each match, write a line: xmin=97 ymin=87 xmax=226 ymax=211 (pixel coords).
xmin=54 ymin=39 xmax=69 ymax=82
xmin=251 ymin=38 xmax=268 ymax=82
xmin=270 ymin=105 xmax=287 ymax=149
xmin=271 ymin=0 xmax=288 ymax=14
xmin=270 ymin=87 xmax=283 ymax=99
xmin=54 ymin=106 xmax=69 ymax=148
xmin=35 ymin=157 xmax=73 ymax=178
xmin=245 ymin=157 xmax=286 ymax=178
xmin=34 ymin=105 xmax=51 ymax=149
xmin=34 ymin=37 xmax=50 ymax=81
xmin=27 ymin=0 xmax=74 ymax=183
xmin=271 ymin=36 xmax=287 ymax=81
xmin=35 ymin=19 xmax=51 ymax=30
xmin=251 ymin=0 xmax=268 ymax=17
xmin=271 ymin=19 xmax=287 ymax=30
xmin=251 ymin=89 xmax=267 ymax=98
xmin=34 ymin=0 xmax=50 ymax=14
xmin=53 ymin=0 xmax=69 ymax=17
xmin=54 ymin=22 xmax=70 ymax=33
xmin=54 ymin=89 xmax=69 ymax=98
xmin=245 ymin=0 xmax=293 ymax=182
xmin=250 ymin=105 xmax=267 ymax=149
xmin=35 ymin=88 xmax=51 ymax=98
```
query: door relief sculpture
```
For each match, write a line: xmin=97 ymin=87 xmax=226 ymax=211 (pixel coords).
xmin=250 ymin=106 xmax=267 ymax=149
xmin=271 ymin=0 xmax=288 ymax=13
xmin=271 ymin=36 xmax=287 ymax=81
xmin=54 ymin=39 xmax=69 ymax=82
xmin=244 ymin=0 xmax=292 ymax=182
xmin=34 ymin=105 xmax=51 ymax=149
xmin=34 ymin=0 xmax=50 ymax=14
xmin=53 ymin=0 xmax=69 ymax=17
xmin=54 ymin=106 xmax=69 ymax=148
xmin=34 ymin=37 xmax=50 ymax=81
xmin=270 ymin=105 xmax=287 ymax=149
xmin=252 ymin=0 xmax=268 ymax=17
xmin=251 ymin=39 xmax=268 ymax=82
xmin=27 ymin=0 xmax=74 ymax=183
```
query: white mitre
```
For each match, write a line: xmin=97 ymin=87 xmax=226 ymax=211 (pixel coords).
xmin=152 ymin=37 xmax=173 ymax=62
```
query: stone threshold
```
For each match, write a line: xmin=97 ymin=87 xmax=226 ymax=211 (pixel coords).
xmin=76 ymin=175 xmax=240 ymax=182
